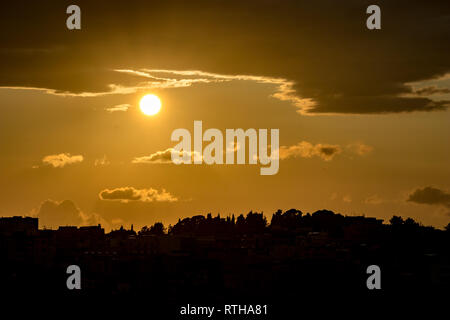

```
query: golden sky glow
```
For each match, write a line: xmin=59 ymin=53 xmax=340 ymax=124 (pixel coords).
xmin=0 ymin=1 xmax=449 ymax=231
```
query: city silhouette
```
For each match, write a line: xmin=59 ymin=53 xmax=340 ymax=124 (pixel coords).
xmin=1 ymin=209 xmax=449 ymax=304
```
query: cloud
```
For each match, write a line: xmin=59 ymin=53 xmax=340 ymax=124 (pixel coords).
xmin=140 ymin=141 xmax=372 ymax=164
xmin=132 ymin=148 xmax=174 ymax=164
xmin=407 ymin=186 xmax=450 ymax=209
xmin=94 ymin=155 xmax=110 ymax=166
xmin=279 ymin=141 xmax=341 ymax=161
xmin=99 ymin=187 xmax=178 ymax=203
xmin=42 ymin=153 xmax=83 ymax=168
xmin=364 ymin=194 xmax=383 ymax=205
xmin=279 ymin=141 xmax=373 ymax=161
xmin=34 ymin=199 xmax=108 ymax=229
xmin=329 ymin=193 xmax=354 ymax=203
xmin=346 ymin=143 xmax=373 ymax=156
xmin=342 ymin=195 xmax=352 ymax=203
xmin=132 ymin=148 xmax=200 ymax=164
xmin=36 ymin=199 xmax=82 ymax=227
xmin=105 ymin=103 xmax=131 ymax=112
xmin=2 ymin=1 xmax=449 ymax=114
xmin=414 ymin=86 xmax=450 ymax=96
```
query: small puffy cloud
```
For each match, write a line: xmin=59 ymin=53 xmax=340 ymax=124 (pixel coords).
xmin=407 ymin=186 xmax=450 ymax=209
xmin=279 ymin=141 xmax=341 ymax=161
xmin=42 ymin=153 xmax=83 ymax=168
xmin=99 ymin=187 xmax=178 ymax=203
xmin=105 ymin=103 xmax=131 ymax=113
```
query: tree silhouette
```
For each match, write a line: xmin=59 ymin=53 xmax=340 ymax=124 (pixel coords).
xmin=390 ymin=215 xmax=404 ymax=226
xmin=139 ymin=222 xmax=166 ymax=235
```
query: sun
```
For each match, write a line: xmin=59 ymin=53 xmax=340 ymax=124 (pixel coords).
xmin=139 ymin=94 xmax=161 ymax=116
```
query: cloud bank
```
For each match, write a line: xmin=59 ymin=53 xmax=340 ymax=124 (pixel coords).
xmin=1 ymin=0 xmax=449 ymax=114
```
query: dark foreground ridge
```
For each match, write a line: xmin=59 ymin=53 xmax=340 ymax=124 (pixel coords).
xmin=1 ymin=209 xmax=449 ymax=306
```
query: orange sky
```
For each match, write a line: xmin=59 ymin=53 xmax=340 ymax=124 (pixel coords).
xmin=0 ymin=1 xmax=449 ymax=230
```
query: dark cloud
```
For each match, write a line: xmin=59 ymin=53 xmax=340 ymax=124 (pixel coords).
xmin=407 ymin=186 xmax=450 ymax=209
xmin=36 ymin=200 xmax=83 ymax=228
xmin=320 ymin=146 xmax=339 ymax=157
xmin=35 ymin=199 xmax=111 ymax=229
xmin=35 ymin=199 xmax=106 ymax=228
xmin=1 ymin=0 xmax=449 ymax=114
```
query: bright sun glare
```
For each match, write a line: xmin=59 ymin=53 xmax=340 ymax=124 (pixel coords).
xmin=139 ymin=94 xmax=161 ymax=116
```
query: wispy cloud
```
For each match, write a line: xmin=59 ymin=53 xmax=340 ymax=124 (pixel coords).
xmin=364 ymin=194 xmax=383 ymax=205
xmin=279 ymin=141 xmax=373 ymax=161
xmin=279 ymin=141 xmax=342 ymax=161
xmin=342 ymin=195 xmax=352 ymax=203
xmin=346 ymin=142 xmax=373 ymax=156
xmin=105 ymin=103 xmax=131 ymax=113
xmin=414 ymin=86 xmax=450 ymax=96
xmin=99 ymin=187 xmax=178 ymax=203
xmin=3 ymin=68 xmax=315 ymax=114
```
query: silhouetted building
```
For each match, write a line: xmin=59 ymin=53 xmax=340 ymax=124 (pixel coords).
xmin=0 ymin=216 xmax=38 ymax=235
